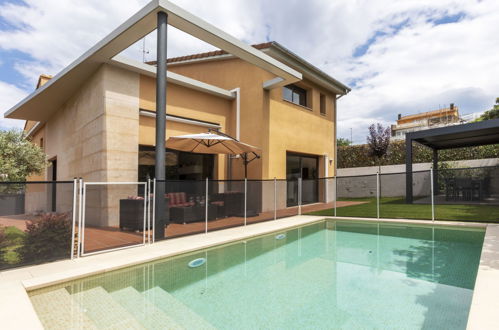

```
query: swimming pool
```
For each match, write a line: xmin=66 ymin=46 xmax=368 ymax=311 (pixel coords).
xmin=29 ymin=220 xmax=484 ymax=329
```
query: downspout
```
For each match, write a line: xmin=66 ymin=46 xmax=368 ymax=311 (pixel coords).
xmin=334 ymin=94 xmax=343 ymax=177
xmin=228 ymin=88 xmax=241 ymax=181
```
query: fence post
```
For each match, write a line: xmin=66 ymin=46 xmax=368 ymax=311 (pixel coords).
xmin=244 ymin=178 xmax=247 ymax=226
xmin=334 ymin=176 xmax=337 ymax=217
xmin=71 ymin=178 xmax=78 ymax=260
xmin=78 ymin=178 xmax=83 ymax=257
xmin=80 ymin=179 xmax=86 ymax=255
xmin=274 ymin=177 xmax=277 ymax=220
xmin=376 ymin=172 xmax=380 ymax=219
xmin=147 ymin=178 xmax=151 ymax=244
xmin=142 ymin=181 xmax=147 ymax=245
xmin=152 ymin=178 xmax=156 ymax=243
xmin=430 ymin=168 xmax=435 ymax=222
xmin=298 ymin=177 xmax=302 ymax=215
xmin=146 ymin=178 xmax=151 ymax=244
xmin=205 ymin=177 xmax=209 ymax=233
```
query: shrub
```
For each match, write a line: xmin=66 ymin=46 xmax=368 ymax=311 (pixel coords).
xmin=18 ymin=213 xmax=72 ymax=263
xmin=338 ymin=140 xmax=499 ymax=168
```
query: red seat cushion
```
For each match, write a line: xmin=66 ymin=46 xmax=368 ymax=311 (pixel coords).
xmin=166 ymin=192 xmax=189 ymax=207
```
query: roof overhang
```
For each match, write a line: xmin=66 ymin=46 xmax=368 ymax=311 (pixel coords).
xmin=166 ymin=42 xmax=351 ymax=94
xmin=4 ymin=0 xmax=301 ymax=122
xmin=407 ymin=119 xmax=499 ymax=150
xmin=264 ymin=43 xmax=351 ymax=94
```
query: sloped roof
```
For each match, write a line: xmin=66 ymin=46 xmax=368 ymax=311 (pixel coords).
xmin=147 ymin=41 xmax=351 ymax=94
xmin=147 ymin=42 xmax=273 ymax=65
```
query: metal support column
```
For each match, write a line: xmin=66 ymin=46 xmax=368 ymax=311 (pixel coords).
xmin=274 ymin=177 xmax=277 ymax=220
xmin=376 ymin=172 xmax=380 ymax=219
xmin=205 ymin=177 xmax=208 ymax=234
xmin=405 ymin=138 xmax=413 ymax=203
xmin=433 ymin=148 xmax=439 ymax=195
xmin=154 ymin=11 xmax=168 ymax=240
xmin=430 ymin=168 xmax=435 ymax=222
xmin=244 ymin=178 xmax=247 ymax=226
xmin=334 ymin=176 xmax=337 ymax=217
xmin=298 ymin=178 xmax=302 ymax=215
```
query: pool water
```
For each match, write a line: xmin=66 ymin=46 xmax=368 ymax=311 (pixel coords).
xmin=30 ymin=220 xmax=484 ymax=329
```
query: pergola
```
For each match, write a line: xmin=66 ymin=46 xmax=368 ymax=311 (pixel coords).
xmin=405 ymin=118 xmax=499 ymax=203
xmin=4 ymin=0 xmax=304 ymax=239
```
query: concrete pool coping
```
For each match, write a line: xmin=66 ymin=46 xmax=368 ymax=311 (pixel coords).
xmin=0 ymin=215 xmax=497 ymax=329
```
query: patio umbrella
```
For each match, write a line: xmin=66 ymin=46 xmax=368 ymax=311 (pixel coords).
xmin=166 ymin=131 xmax=260 ymax=178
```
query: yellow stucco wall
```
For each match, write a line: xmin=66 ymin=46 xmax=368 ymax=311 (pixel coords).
xmin=138 ymin=74 xmax=232 ymax=179
xmin=167 ymin=58 xmax=337 ymax=179
xmin=267 ymin=83 xmax=336 ymax=179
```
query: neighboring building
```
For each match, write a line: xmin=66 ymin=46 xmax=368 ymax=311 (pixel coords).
xmin=391 ymin=104 xmax=461 ymax=140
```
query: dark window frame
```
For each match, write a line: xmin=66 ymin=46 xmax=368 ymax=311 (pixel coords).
xmin=320 ymin=93 xmax=326 ymax=115
xmin=283 ymin=84 xmax=308 ymax=107
xmin=138 ymin=145 xmax=215 ymax=181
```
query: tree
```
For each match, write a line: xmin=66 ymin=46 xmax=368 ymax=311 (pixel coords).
xmin=475 ymin=97 xmax=499 ymax=121
xmin=0 ymin=129 xmax=46 ymax=182
xmin=337 ymin=137 xmax=352 ymax=146
xmin=366 ymin=123 xmax=391 ymax=173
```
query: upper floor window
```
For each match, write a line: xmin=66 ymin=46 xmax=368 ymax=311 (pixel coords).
xmin=320 ymin=94 xmax=326 ymax=115
xmin=283 ymin=84 xmax=307 ymax=107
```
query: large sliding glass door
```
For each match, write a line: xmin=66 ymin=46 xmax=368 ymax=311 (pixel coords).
xmin=286 ymin=153 xmax=319 ymax=207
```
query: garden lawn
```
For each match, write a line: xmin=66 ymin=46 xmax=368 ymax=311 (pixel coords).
xmin=1 ymin=226 xmax=25 ymax=264
xmin=307 ymin=197 xmax=499 ymax=222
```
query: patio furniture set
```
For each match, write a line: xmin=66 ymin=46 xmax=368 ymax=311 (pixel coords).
xmin=119 ymin=191 xmax=247 ymax=231
xmin=444 ymin=177 xmax=490 ymax=202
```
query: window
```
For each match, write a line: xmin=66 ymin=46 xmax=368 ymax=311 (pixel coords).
xmin=39 ymin=138 xmax=44 ymax=149
xmin=320 ymin=94 xmax=326 ymax=115
xmin=283 ymin=84 xmax=308 ymax=107
xmin=286 ymin=153 xmax=319 ymax=206
xmin=138 ymin=145 xmax=214 ymax=181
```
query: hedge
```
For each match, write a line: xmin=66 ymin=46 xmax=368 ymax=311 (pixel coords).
xmin=338 ymin=140 xmax=499 ymax=168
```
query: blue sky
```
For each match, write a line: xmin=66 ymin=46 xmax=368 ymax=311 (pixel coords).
xmin=1 ymin=0 xmax=498 ymax=143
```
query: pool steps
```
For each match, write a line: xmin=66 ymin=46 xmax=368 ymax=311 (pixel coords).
xmin=30 ymin=288 xmax=97 ymax=330
xmin=30 ymin=285 xmax=215 ymax=329
xmin=110 ymin=287 xmax=183 ymax=330
xmin=74 ymin=287 xmax=143 ymax=329
xmin=144 ymin=287 xmax=216 ymax=330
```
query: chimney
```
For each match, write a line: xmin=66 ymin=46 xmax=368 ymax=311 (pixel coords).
xmin=450 ymin=103 xmax=454 ymax=110
xmin=397 ymin=113 xmax=402 ymax=120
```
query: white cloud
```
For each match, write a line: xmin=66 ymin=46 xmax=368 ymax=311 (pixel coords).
xmin=0 ymin=81 xmax=28 ymax=130
xmin=0 ymin=0 xmax=498 ymax=144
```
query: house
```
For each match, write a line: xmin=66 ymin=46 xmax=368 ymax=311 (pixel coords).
xmin=8 ymin=43 xmax=349 ymax=200
xmin=3 ymin=1 xmax=349 ymax=236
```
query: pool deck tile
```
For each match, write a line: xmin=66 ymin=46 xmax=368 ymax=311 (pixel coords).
xmin=467 ymin=224 xmax=499 ymax=330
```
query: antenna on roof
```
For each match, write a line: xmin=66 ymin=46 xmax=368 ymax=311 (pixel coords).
xmin=141 ymin=37 xmax=150 ymax=63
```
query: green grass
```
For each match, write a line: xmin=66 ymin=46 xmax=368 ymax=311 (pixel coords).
xmin=307 ymin=197 xmax=499 ymax=222
xmin=1 ymin=226 xmax=25 ymax=264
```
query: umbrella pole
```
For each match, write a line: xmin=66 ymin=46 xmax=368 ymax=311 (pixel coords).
xmin=242 ymin=153 xmax=248 ymax=179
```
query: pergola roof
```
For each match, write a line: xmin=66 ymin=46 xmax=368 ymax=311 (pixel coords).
xmin=4 ymin=0 xmax=302 ymax=122
xmin=406 ymin=118 xmax=499 ymax=150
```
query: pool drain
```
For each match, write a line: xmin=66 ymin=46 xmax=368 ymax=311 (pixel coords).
xmin=188 ymin=258 xmax=206 ymax=268
xmin=275 ymin=233 xmax=286 ymax=240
